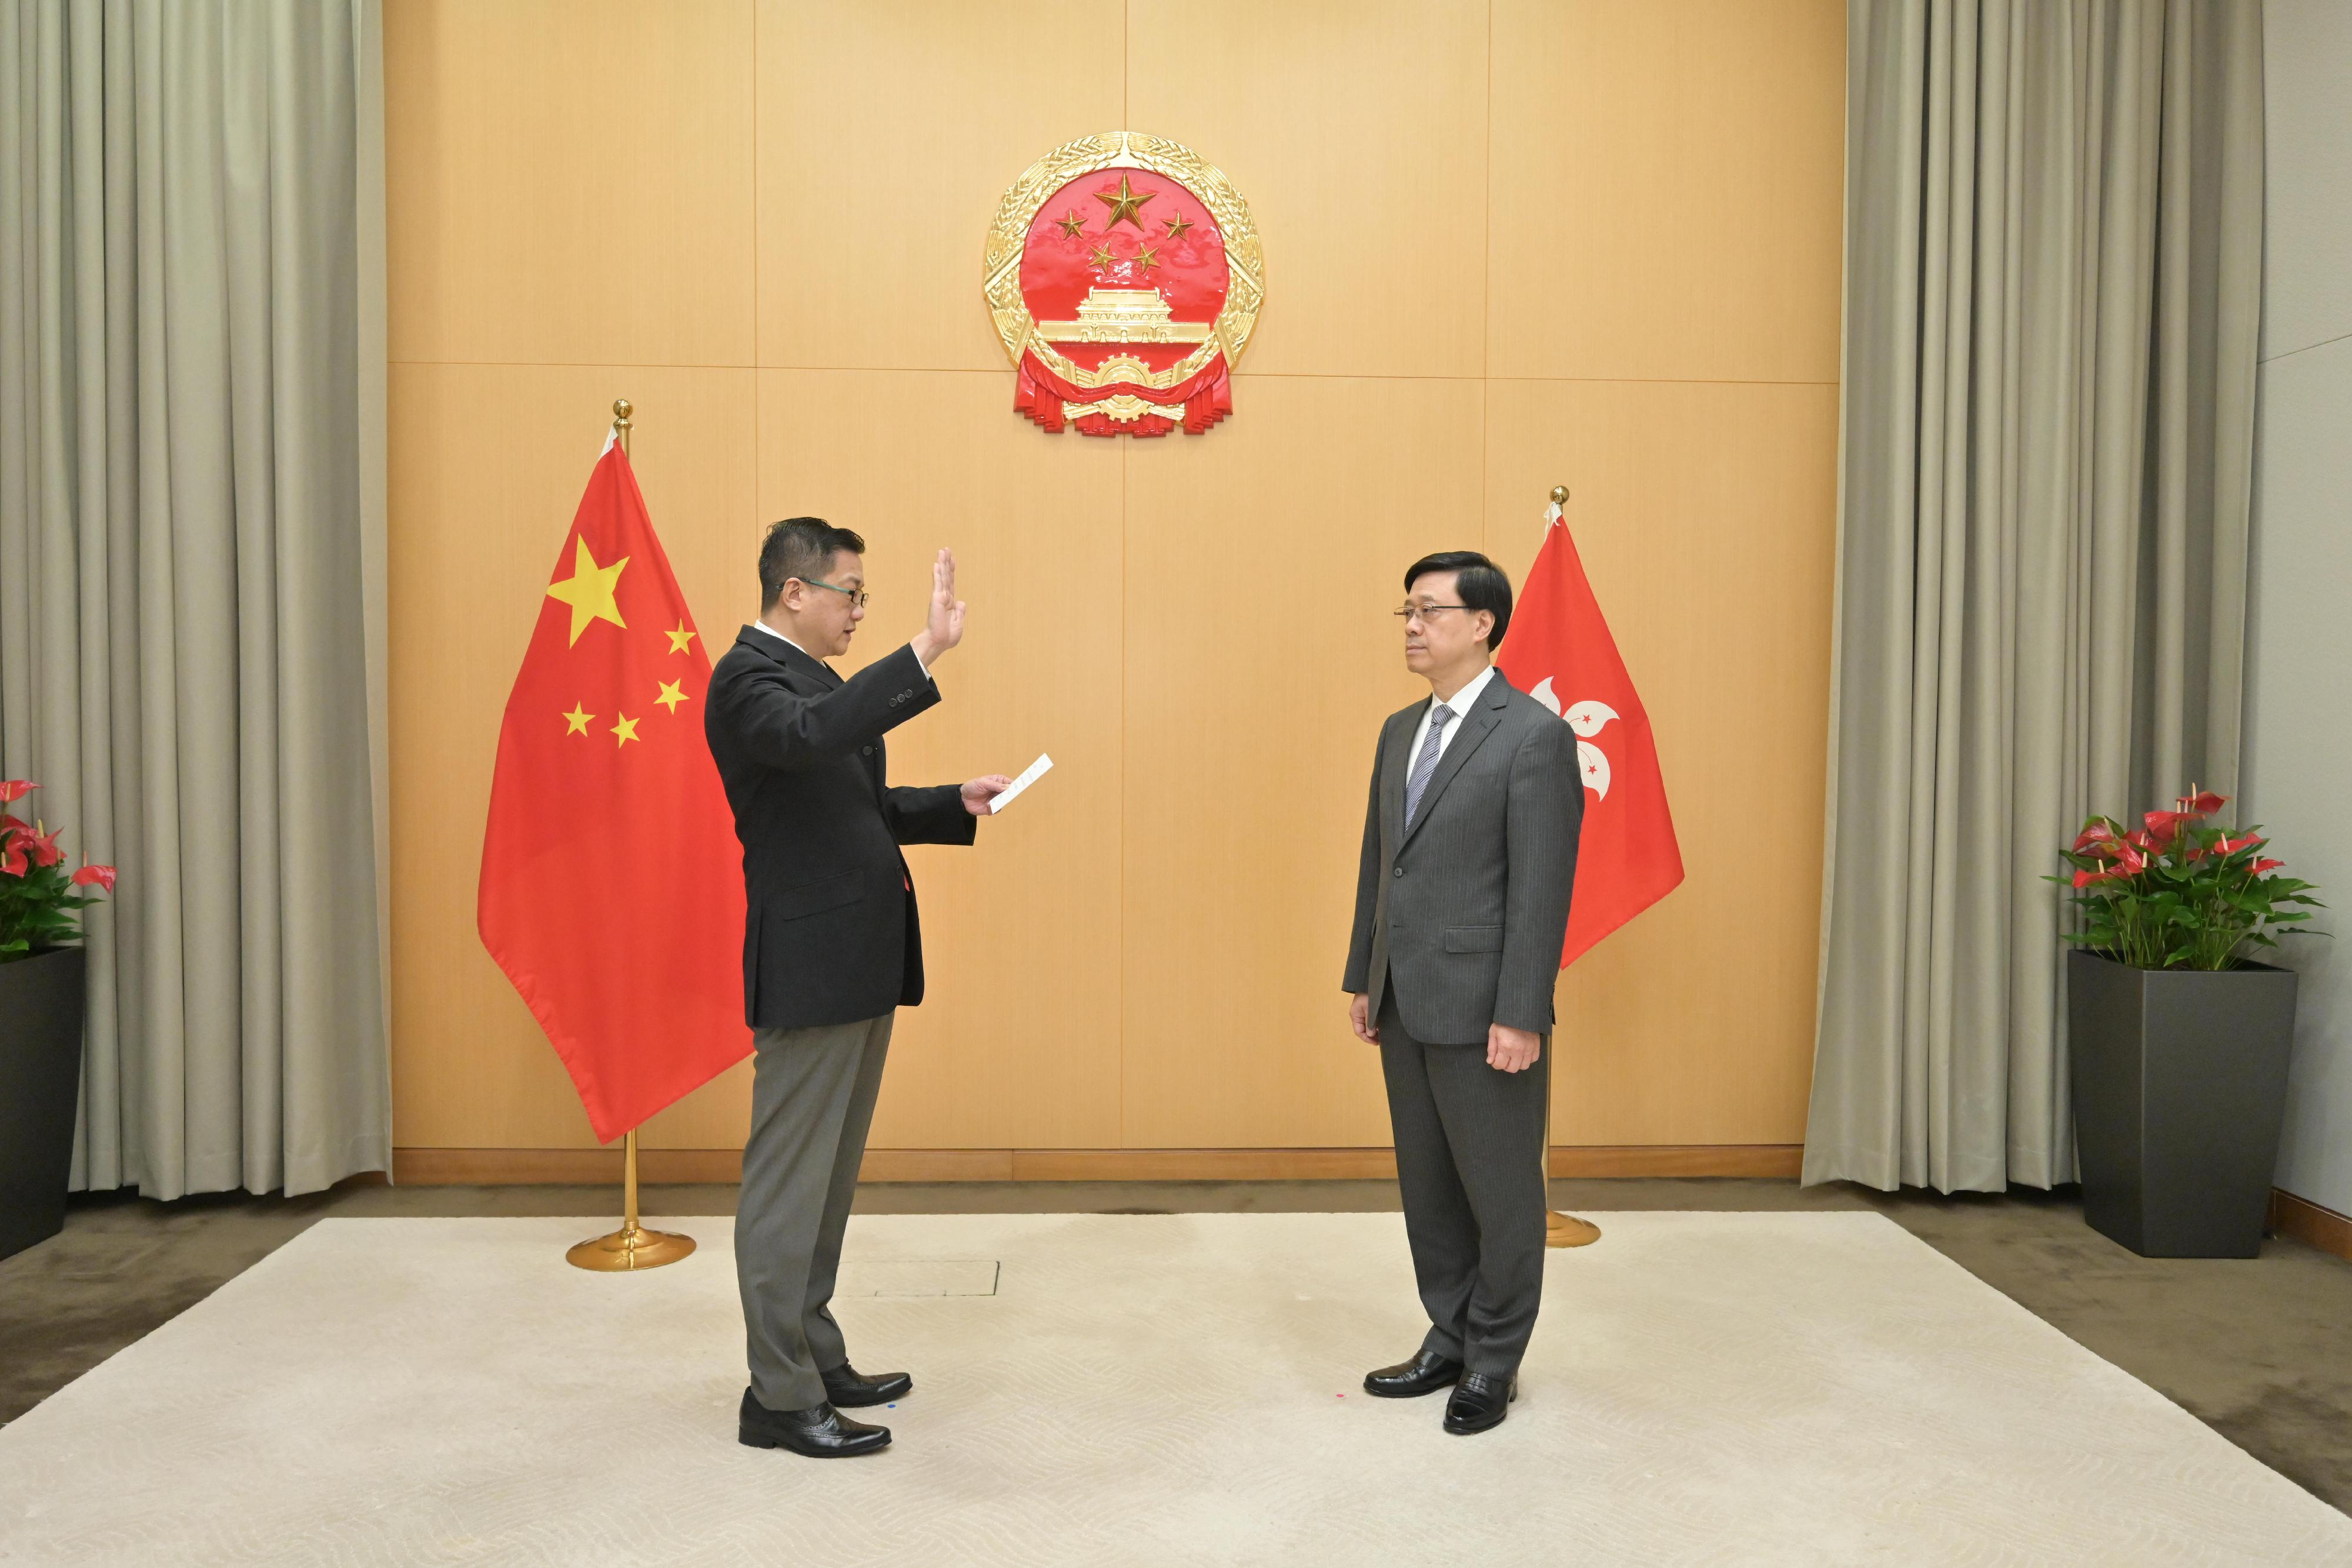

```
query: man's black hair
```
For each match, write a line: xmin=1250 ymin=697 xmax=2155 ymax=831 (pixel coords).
xmin=1403 ymin=550 xmax=1513 ymax=651
xmin=759 ymin=517 xmax=868 ymax=611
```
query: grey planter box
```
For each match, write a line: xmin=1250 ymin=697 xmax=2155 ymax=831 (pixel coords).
xmin=2067 ymin=948 xmax=2298 ymax=1258
xmin=0 ymin=945 xmax=88 ymax=1262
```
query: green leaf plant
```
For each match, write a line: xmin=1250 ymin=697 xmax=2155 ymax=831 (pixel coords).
xmin=2051 ymin=789 xmax=2326 ymax=971
xmin=0 ymin=780 xmax=116 ymax=964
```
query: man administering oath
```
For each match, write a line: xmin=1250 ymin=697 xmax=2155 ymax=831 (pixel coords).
xmin=1343 ymin=551 xmax=1582 ymax=1436
xmin=707 ymin=520 xmax=1011 ymax=1460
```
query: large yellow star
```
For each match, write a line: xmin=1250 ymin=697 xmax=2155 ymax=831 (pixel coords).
xmin=654 ymin=680 xmax=688 ymax=714
xmin=1094 ymin=173 xmax=1155 ymax=230
xmin=561 ymin=702 xmax=594 ymax=735
xmin=544 ymin=537 xmax=629 ymax=647
xmin=611 ymin=714 xmax=639 ymax=747
xmin=664 ymin=620 xmax=696 ymax=654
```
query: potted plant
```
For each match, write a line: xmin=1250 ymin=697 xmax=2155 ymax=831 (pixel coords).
xmin=1 ymin=780 xmax=116 ymax=1262
xmin=2054 ymin=790 xmax=2324 ymax=1258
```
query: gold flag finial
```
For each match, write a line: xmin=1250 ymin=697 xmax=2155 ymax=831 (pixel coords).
xmin=612 ymin=398 xmax=633 ymax=456
xmin=1550 ymin=484 xmax=1569 ymax=506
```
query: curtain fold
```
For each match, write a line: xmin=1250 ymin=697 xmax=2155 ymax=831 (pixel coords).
xmin=0 ymin=0 xmax=389 ymax=1199
xmin=1805 ymin=0 xmax=2263 ymax=1193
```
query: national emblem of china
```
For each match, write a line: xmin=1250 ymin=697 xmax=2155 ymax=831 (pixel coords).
xmin=983 ymin=131 xmax=1264 ymax=437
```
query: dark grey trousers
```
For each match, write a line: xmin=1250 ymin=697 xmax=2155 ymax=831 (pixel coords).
xmin=1377 ymin=992 xmax=1550 ymax=1376
xmin=737 ymin=1011 xmax=894 ymax=1412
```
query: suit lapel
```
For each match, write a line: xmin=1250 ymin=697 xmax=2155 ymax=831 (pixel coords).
xmin=1381 ymin=707 xmax=1415 ymax=854
xmin=1399 ymin=673 xmax=1509 ymax=850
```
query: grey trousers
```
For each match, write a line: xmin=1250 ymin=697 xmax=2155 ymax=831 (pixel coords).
xmin=1377 ymin=992 xmax=1551 ymax=1376
xmin=737 ymin=1011 xmax=894 ymax=1412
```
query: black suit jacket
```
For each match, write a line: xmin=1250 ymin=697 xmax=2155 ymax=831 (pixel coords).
xmin=704 ymin=627 xmax=974 ymax=1030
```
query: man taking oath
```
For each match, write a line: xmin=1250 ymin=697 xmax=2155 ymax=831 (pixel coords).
xmin=706 ymin=519 xmax=1011 ymax=1459
xmin=1342 ymin=551 xmax=1582 ymax=1436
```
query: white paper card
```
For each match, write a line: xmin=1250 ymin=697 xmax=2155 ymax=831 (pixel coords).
xmin=987 ymin=753 xmax=1053 ymax=814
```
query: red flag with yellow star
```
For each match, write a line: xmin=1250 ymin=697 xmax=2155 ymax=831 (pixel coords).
xmin=476 ymin=442 xmax=750 ymax=1141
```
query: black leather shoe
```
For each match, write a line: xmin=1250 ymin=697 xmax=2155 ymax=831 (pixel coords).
xmin=821 ymin=1362 xmax=913 ymax=1407
xmin=1362 ymin=1349 xmax=1465 ymax=1399
xmin=1442 ymin=1371 xmax=1518 ymax=1435
xmin=738 ymin=1389 xmax=891 ymax=1457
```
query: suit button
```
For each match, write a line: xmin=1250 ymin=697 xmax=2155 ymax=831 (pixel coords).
xmin=1393 ymin=867 xmax=1405 ymax=878
xmin=862 ymin=745 xmax=874 ymax=755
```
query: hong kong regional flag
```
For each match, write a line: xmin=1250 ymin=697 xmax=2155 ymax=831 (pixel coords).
xmin=1494 ymin=496 xmax=1685 ymax=967
xmin=477 ymin=440 xmax=750 ymax=1141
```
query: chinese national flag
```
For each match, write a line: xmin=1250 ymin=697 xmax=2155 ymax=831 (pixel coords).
xmin=1494 ymin=498 xmax=1685 ymax=968
xmin=476 ymin=441 xmax=750 ymax=1141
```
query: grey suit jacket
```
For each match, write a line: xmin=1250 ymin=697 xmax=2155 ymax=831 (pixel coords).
xmin=1341 ymin=670 xmax=1583 ymax=1045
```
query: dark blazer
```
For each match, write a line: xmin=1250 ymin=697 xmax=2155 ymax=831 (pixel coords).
xmin=1341 ymin=669 xmax=1583 ymax=1045
xmin=704 ymin=627 xmax=974 ymax=1031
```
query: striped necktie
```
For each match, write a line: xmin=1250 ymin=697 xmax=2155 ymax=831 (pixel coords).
xmin=1404 ymin=704 xmax=1454 ymax=828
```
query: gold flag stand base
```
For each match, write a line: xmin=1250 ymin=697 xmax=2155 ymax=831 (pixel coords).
xmin=1546 ymin=1210 xmax=1602 ymax=1248
xmin=567 ymin=1129 xmax=696 ymax=1271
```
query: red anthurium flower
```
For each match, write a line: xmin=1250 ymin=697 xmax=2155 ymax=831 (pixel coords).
xmin=2216 ymin=833 xmax=2265 ymax=857
xmin=2253 ymin=858 xmax=2284 ymax=875
xmin=0 ymin=840 xmax=23 ymax=877
xmin=2124 ymin=828 xmax=2157 ymax=855
xmin=2073 ymin=822 xmax=2122 ymax=855
xmin=2175 ymin=791 xmax=2227 ymax=815
xmin=21 ymin=824 xmax=64 ymax=868
xmin=0 ymin=780 xmax=33 ymax=805
xmin=69 ymin=863 xmax=118 ymax=892
xmin=2142 ymin=810 xmax=2197 ymax=845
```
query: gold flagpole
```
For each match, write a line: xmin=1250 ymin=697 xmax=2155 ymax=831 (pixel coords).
xmin=567 ymin=397 xmax=697 ymax=1272
xmin=1543 ymin=484 xmax=1600 ymax=1251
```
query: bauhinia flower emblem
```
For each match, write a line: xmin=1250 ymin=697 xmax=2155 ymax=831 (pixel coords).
xmin=1528 ymin=678 xmax=1619 ymax=800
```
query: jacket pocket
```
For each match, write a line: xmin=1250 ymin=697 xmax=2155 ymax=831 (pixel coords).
xmin=771 ymin=869 xmax=864 ymax=922
xmin=1442 ymin=925 xmax=1505 ymax=954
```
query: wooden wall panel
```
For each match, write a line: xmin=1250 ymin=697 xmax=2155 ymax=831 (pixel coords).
xmin=1484 ymin=380 xmax=1840 ymax=1144
xmin=1125 ymin=0 xmax=1489 ymax=379
xmin=753 ymin=1 xmax=1124 ymax=371
xmin=384 ymin=0 xmax=756 ymax=369
xmin=1120 ymin=377 xmax=1485 ymax=1147
xmin=1485 ymin=0 xmax=1846 ymax=384
xmin=386 ymin=2 xmax=1847 ymax=1158
xmin=756 ymin=369 xmax=1126 ymax=1149
xmin=387 ymin=364 xmax=758 ymax=1149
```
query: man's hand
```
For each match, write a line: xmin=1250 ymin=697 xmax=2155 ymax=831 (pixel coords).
xmin=960 ymin=775 xmax=1015 ymax=817
xmin=908 ymin=547 xmax=967 ymax=667
xmin=1487 ymin=1023 xmax=1541 ymax=1073
xmin=1349 ymin=992 xmax=1380 ymax=1045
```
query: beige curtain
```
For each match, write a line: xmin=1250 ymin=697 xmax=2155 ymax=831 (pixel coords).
xmin=1805 ymin=0 xmax=2263 ymax=1193
xmin=0 ymin=0 xmax=390 ymax=1198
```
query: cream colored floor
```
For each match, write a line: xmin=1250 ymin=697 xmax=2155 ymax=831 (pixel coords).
xmin=0 ymin=1211 xmax=2345 ymax=1567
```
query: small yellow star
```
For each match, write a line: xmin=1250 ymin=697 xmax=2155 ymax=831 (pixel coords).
xmin=654 ymin=680 xmax=688 ymax=714
xmin=543 ymin=536 xmax=629 ymax=647
xmin=1094 ymin=173 xmax=1155 ymax=231
xmin=1162 ymin=213 xmax=1194 ymax=241
xmin=1087 ymin=242 xmax=1117 ymax=270
xmin=562 ymin=703 xmax=594 ymax=735
xmin=612 ymin=714 xmax=639 ymax=747
xmin=1053 ymin=209 xmax=1086 ymax=239
xmin=664 ymin=621 xmax=696 ymax=654
xmin=1132 ymin=243 xmax=1161 ymax=270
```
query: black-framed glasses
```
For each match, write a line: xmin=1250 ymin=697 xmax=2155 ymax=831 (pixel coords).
xmin=799 ymin=577 xmax=870 ymax=610
xmin=1393 ymin=603 xmax=1470 ymax=621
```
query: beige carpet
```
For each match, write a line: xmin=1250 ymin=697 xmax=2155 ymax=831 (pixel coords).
xmin=0 ymin=1212 xmax=2345 ymax=1566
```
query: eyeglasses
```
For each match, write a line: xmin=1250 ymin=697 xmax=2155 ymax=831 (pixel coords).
xmin=799 ymin=577 xmax=870 ymax=610
xmin=1393 ymin=603 xmax=1470 ymax=622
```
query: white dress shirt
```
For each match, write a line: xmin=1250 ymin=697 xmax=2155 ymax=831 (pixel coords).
xmin=1406 ymin=662 xmax=1497 ymax=773
xmin=747 ymin=618 xmax=930 ymax=680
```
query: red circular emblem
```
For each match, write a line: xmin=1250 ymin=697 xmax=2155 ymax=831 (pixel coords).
xmin=984 ymin=133 xmax=1264 ymax=437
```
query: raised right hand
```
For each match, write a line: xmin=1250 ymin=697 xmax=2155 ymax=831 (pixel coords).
xmin=910 ymin=547 xmax=966 ymax=666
